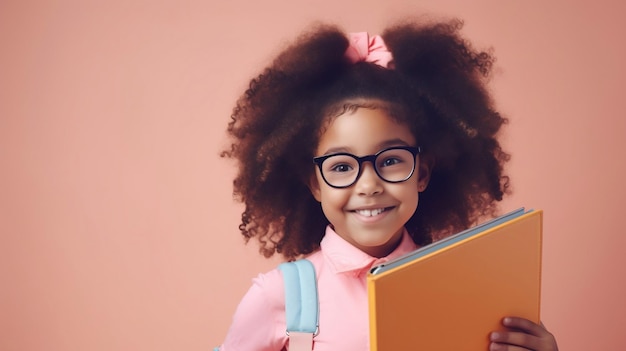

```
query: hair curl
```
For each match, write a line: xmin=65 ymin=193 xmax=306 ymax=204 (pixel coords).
xmin=221 ymin=18 xmax=510 ymax=260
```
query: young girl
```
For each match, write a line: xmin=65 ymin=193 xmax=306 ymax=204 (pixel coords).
xmin=216 ymin=18 xmax=558 ymax=351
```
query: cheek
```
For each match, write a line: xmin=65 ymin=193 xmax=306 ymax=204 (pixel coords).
xmin=318 ymin=188 xmax=351 ymax=224
xmin=319 ymin=187 xmax=348 ymax=208
xmin=399 ymin=180 xmax=420 ymax=211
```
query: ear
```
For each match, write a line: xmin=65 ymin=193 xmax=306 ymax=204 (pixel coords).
xmin=308 ymin=173 xmax=322 ymax=202
xmin=417 ymin=154 xmax=434 ymax=193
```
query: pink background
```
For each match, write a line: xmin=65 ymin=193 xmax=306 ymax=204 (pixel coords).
xmin=1 ymin=1 xmax=624 ymax=350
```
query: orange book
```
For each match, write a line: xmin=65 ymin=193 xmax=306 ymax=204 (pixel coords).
xmin=368 ymin=208 xmax=542 ymax=351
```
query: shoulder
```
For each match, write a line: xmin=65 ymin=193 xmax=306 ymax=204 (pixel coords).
xmin=306 ymin=251 xmax=327 ymax=275
xmin=249 ymin=267 xmax=286 ymax=309
xmin=239 ymin=252 xmax=326 ymax=316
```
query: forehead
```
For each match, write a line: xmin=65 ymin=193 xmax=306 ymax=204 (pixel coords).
xmin=316 ymin=106 xmax=416 ymax=155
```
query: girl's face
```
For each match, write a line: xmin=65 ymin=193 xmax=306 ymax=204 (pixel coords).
xmin=309 ymin=106 xmax=431 ymax=258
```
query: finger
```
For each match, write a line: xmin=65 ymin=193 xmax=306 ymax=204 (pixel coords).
xmin=489 ymin=342 xmax=532 ymax=351
xmin=490 ymin=330 xmax=541 ymax=351
xmin=502 ymin=317 xmax=547 ymax=337
xmin=489 ymin=342 xmax=533 ymax=351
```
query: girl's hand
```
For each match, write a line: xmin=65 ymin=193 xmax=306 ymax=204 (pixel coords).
xmin=489 ymin=317 xmax=558 ymax=351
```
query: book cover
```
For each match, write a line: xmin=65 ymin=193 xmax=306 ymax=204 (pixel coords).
xmin=368 ymin=209 xmax=543 ymax=351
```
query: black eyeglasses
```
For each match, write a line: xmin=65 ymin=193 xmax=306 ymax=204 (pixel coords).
xmin=313 ymin=146 xmax=421 ymax=188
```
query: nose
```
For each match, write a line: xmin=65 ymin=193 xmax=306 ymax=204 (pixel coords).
xmin=355 ymin=162 xmax=383 ymax=196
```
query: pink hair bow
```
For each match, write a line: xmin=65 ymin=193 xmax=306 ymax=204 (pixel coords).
xmin=344 ymin=32 xmax=393 ymax=68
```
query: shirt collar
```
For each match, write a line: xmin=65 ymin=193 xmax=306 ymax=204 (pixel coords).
xmin=320 ymin=225 xmax=418 ymax=274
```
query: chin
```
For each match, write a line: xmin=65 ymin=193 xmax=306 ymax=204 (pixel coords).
xmin=357 ymin=237 xmax=396 ymax=251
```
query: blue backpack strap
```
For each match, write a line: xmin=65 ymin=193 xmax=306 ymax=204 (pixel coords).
xmin=278 ymin=259 xmax=319 ymax=337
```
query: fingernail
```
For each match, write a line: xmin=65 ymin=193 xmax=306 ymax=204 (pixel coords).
xmin=503 ymin=317 xmax=511 ymax=324
xmin=490 ymin=332 xmax=499 ymax=340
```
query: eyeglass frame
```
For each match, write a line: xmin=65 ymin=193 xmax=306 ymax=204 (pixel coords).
xmin=312 ymin=146 xmax=421 ymax=189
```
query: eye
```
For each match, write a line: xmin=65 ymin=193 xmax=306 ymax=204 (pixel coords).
xmin=322 ymin=154 xmax=358 ymax=173
xmin=329 ymin=163 xmax=353 ymax=173
xmin=380 ymin=157 xmax=402 ymax=167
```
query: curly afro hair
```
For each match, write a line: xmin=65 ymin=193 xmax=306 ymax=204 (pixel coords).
xmin=221 ymin=18 xmax=510 ymax=260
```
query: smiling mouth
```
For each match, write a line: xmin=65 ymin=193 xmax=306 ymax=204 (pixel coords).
xmin=353 ymin=207 xmax=392 ymax=217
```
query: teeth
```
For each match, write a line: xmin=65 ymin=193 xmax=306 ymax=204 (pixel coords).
xmin=356 ymin=208 xmax=385 ymax=217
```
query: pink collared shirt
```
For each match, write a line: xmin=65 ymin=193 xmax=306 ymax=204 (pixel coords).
xmin=218 ymin=226 xmax=418 ymax=350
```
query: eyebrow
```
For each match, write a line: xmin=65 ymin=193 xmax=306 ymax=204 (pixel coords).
xmin=320 ymin=138 xmax=412 ymax=156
